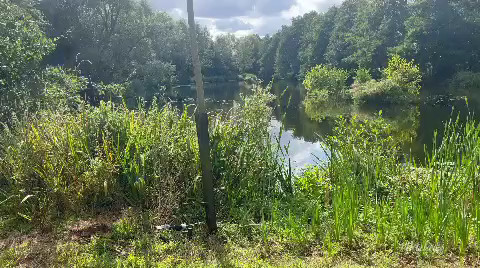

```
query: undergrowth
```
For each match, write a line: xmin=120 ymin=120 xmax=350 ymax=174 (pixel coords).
xmin=0 ymin=86 xmax=288 ymax=231
xmin=3 ymin=82 xmax=480 ymax=265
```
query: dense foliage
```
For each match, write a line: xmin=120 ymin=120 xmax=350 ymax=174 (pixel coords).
xmin=0 ymin=87 xmax=288 ymax=227
xmin=353 ymin=55 xmax=422 ymax=104
xmin=10 ymin=0 xmax=478 ymax=100
xmin=35 ymin=0 xmax=271 ymax=103
xmin=4 ymin=0 xmax=480 ymax=266
xmin=0 ymin=0 xmax=55 ymax=121
xmin=303 ymin=65 xmax=350 ymax=120
xmin=304 ymin=55 xmax=422 ymax=114
xmin=0 ymin=0 xmax=290 ymax=233
xmin=303 ymin=65 xmax=349 ymax=98
xmin=266 ymin=0 xmax=480 ymax=83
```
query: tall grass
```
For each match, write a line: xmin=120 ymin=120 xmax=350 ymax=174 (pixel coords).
xmin=0 ymin=100 xmax=199 ymax=227
xmin=0 ymin=86 xmax=287 ymax=229
xmin=285 ymin=112 xmax=480 ymax=254
xmin=3 ymin=79 xmax=480 ymax=258
xmin=210 ymin=86 xmax=289 ymax=222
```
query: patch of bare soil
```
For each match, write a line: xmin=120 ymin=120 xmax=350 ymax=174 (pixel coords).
xmin=0 ymin=231 xmax=56 ymax=267
xmin=68 ymin=222 xmax=112 ymax=242
xmin=66 ymin=212 xmax=119 ymax=242
xmin=0 ymin=212 xmax=120 ymax=267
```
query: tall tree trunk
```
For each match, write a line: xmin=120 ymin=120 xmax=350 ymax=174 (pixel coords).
xmin=186 ymin=0 xmax=217 ymax=233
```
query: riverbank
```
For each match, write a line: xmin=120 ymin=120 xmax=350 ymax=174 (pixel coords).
xmin=3 ymin=87 xmax=480 ymax=267
xmin=2 ymin=216 xmax=477 ymax=267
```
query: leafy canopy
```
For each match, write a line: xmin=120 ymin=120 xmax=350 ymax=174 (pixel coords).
xmin=384 ymin=55 xmax=422 ymax=94
xmin=303 ymin=65 xmax=349 ymax=96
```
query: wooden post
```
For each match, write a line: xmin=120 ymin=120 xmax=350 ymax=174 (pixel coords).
xmin=186 ymin=0 xmax=217 ymax=233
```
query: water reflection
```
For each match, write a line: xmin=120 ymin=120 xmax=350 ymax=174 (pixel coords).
xmin=351 ymin=104 xmax=421 ymax=156
xmin=269 ymin=119 xmax=328 ymax=172
xmin=270 ymin=80 xmax=339 ymax=143
xmin=170 ymin=81 xmax=480 ymax=169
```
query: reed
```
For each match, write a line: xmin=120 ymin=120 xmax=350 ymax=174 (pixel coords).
xmin=0 ymin=86 xmax=286 ymax=228
xmin=3 ymin=83 xmax=480 ymax=258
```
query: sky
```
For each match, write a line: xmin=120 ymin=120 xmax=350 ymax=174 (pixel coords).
xmin=150 ymin=0 xmax=344 ymax=37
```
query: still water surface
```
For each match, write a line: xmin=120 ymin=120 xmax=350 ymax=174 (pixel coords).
xmin=172 ymin=81 xmax=478 ymax=172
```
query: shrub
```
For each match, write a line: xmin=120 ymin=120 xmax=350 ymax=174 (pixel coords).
xmin=353 ymin=79 xmax=406 ymax=104
xmin=303 ymin=65 xmax=349 ymax=97
xmin=303 ymin=65 xmax=351 ymax=121
xmin=0 ymin=1 xmax=55 ymax=122
xmin=449 ymin=71 xmax=480 ymax=93
xmin=41 ymin=67 xmax=88 ymax=111
xmin=384 ymin=55 xmax=422 ymax=94
xmin=352 ymin=56 xmax=422 ymax=105
xmin=354 ymin=68 xmax=372 ymax=84
xmin=0 ymin=86 xmax=286 ymax=227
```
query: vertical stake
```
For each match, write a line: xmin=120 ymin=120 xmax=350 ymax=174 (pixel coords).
xmin=186 ymin=0 xmax=217 ymax=233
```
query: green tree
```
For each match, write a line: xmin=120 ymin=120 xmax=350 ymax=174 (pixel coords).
xmin=299 ymin=9 xmax=337 ymax=77
xmin=258 ymin=34 xmax=280 ymax=82
xmin=236 ymin=34 xmax=262 ymax=75
xmin=212 ymin=34 xmax=239 ymax=79
xmin=376 ymin=0 xmax=408 ymax=67
xmin=325 ymin=0 xmax=359 ymax=69
xmin=0 ymin=0 xmax=55 ymax=121
xmin=396 ymin=0 xmax=480 ymax=79
xmin=343 ymin=0 xmax=408 ymax=73
xmin=274 ymin=17 xmax=306 ymax=79
xmin=344 ymin=0 xmax=384 ymax=70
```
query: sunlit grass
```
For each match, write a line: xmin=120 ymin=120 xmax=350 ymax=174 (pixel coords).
xmin=3 ymin=85 xmax=480 ymax=265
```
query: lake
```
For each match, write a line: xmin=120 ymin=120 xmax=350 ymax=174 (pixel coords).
xmin=171 ymin=81 xmax=479 ymax=173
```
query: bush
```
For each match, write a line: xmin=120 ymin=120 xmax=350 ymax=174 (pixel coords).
xmin=353 ymin=79 xmax=408 ymax=104
xmin=449 ymin=71 xmax=480 ymax=93
xmin=384 ymin=55 xmax=422 ymax=94
xmin=41 ymin=67 xmax=88 ymax=111
xmin=352 ymin=56 xmax=422 ymax=105
xmin=303 ymin=65 xmax=351 ymax=121
xmin=303 ymin=65 xmax=349 ymax=97
xmin=0 ymin=1 xmax=55 ymax=122
xmin=354 ymin=68 xmax=372 ymax=84
xmin=0 ymin=86 xmax=287 ymax=227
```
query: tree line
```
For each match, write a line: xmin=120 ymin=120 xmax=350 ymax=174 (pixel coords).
xmin=36 ymin=0 xmax=263 ymax=100
xmin=265 ymin=0 xmax=480 ymax=83
xmin=8 ymin=0 xmax=480 ymax=104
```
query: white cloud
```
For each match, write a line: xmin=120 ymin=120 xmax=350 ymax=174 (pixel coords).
xmin=282 ymin=0 xmax=343 ymax=18
xmin=150 ymin=0 xmax=344 ymax=36
xmin=169 ymin=8 xmax=185 ymax=19
xmin=270 ymin=120 xmax=327 ymax=172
